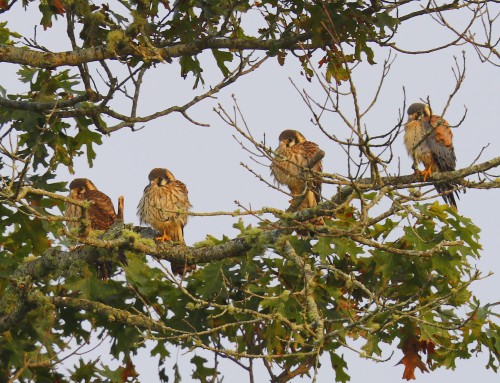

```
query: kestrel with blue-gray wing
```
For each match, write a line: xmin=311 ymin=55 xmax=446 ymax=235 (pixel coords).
xmin=404 ymin=103 xmax=459 ymax=208
xmin=137 ymin=168 xmax=194 ymax=275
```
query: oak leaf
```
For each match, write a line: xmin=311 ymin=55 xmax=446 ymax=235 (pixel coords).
xmin=397 ymin=333 xmax=435 ymax=380
xmin=121 ymin=359 xmax=138 ymax=382
xmin=52 ymin=0 xmax=65 ymax=15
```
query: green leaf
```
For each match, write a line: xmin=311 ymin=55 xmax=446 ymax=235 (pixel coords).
xmin=179 ymin=55 xmax=205 ymax=88
xmin=361 ymin=333 xmax=383 ymax=357
xmin=212 ymin=49 xmax=233 ymax=77
xmin=375 ymin=11 xmax=399 ymax=31
xmin=64 ymin=273 xmax=121 ymax=300
xmin=71 ymin=358 xmax=99 ymax=383
xmin=232 ymin=218 xmax=254 ymax=234
xmin=158 ymin=358 xmax=170 ymax=383
xmin=312 ymin=236 xmax=333 ymax=259
xmin=193 ymin=260 xmax=225 ymax=300
xmin=0 ymin=22 xmax=21 ymax=44
xmin=331 ymin=237 xmax=363 ymax=262
xmin=74 ymin=118 xmax=103 ymax=167
xmin=125 ymin=252 xmax=162 ymax=296
xmin=191 ymin=355 xmax=218 ymax=382
xmin=330 ymin=352 xmax=350 ymax=383
xmin=96 ymin=363 xmax=124 ymax=383
xmin=370 ymin=218 xmax=398 ymax=240
xmin=372 ymin=249 xmax=399 ymax=283
xmin=430 ymin=252 xmax=462 ymax=283
xmin=265 ymin=320 xmax=285 ymax=355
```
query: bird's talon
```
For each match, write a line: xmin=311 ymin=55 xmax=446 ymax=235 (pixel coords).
xmin=419 ymin=168 xmax=432 ymax=182
xmin=155 ymin=230 xmax=172 ymax=242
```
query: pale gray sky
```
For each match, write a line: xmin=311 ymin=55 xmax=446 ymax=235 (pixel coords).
xmin=1 ymin=2 xmax=499 ymax=382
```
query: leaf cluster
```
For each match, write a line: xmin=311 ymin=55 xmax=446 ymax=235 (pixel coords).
xmin=0 ymin=197 xmax=498 ymax=382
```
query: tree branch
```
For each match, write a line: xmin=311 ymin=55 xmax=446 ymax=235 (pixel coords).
xmin=0 ymin=94 xmax=99 ymax=112
xmin=1 ymin=156 xmax=498 ymax=335
xmin=0 ymin=34 xmax=317 ymax=68
xmin=50 ymin=296 xmax=170 ymax=334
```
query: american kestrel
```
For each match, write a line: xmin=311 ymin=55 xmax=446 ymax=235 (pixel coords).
xmin=137 ymin=168 xmax=194 ymax=275
xmin=404 ymin=103 xmax=458 ymax=208
xmin=65 ymin=178 xmax=118 ymax=280
xmin=65 ymin=178 xmax=117 ymax=234
xmin=271 ymin=129 xmax=323 ymax=211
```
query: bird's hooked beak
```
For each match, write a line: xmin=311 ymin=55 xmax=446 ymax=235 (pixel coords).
xmin=408 ymin=111 xmax=422 ymax=122
xmin=281 ymin=138 xmax=294 ymax=148
xmin=154 ymin=177 xmax=169 ymax=186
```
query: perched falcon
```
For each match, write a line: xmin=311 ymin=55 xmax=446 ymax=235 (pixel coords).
xmin=65 ymin=178 xmax=118 ymax=280
xmin=137 ymin=168 xmax=194 ymax=275
xmin=65 ymin=178 xmax=117 ymax=234
xmin=271 ymin=129 xmax=323 ymax=213
xmin=404 ymin=103 xmax=458 ymax=208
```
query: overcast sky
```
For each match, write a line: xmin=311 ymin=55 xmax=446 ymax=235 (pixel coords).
xmin=1 ymin=2 xmax=499 ymax=382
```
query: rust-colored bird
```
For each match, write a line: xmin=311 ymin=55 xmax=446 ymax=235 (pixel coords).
xmin=404 ymin=103 xmax=459 ymax=208
xmin=137 ymin=168 xmax=194 ymax=275
xmin=65 ymin=178 xmax=118 ymax=280
xmin=271 ymin=129 xmax=323 ymax=215
xmin=65 ymin=178 xmax=117 ymax=234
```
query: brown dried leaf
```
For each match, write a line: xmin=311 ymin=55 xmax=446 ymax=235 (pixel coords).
xmin=52 ymin=0 xmax=65 ymax=15
xmin=121 ymin=359 xmax=138 ymax=382
xmin=397 ymin=333 xmax=432 ymax=380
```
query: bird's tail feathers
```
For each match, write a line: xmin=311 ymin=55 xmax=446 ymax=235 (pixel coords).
xmin=434 ymin=182 xmax=459 ymax=210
